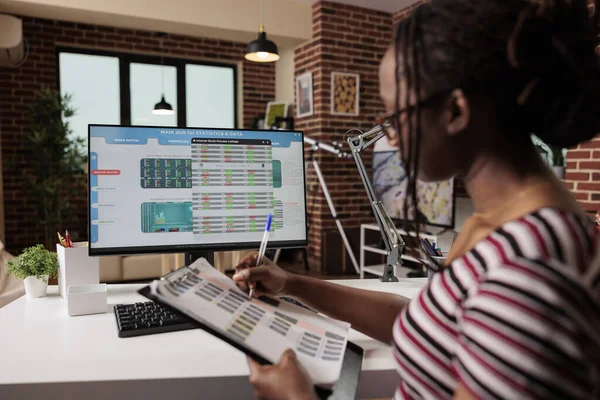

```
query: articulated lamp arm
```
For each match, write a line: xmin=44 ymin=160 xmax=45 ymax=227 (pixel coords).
xmin=346 ymin=126 xmax=405 ymax=282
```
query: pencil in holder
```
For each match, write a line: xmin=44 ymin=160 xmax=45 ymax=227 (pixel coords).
xmin=57 ymin=242 xmax=99 ymax=299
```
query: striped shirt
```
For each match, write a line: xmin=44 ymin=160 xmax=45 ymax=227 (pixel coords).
xmin=393 ymin=208 xmax=600 ymax=399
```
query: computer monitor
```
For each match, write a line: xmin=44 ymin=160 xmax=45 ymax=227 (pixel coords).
xmin=372 ymin=137 xmax=455 ymax=229
xmin=88 ymin=125 xmax=308 ymax=256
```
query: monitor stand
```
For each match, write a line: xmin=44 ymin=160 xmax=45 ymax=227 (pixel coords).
xmin=185 ymin=251 xmax=214 ymax=267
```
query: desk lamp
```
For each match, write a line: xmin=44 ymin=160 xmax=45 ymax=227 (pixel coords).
xmin=346 ymin=126 xmax=405 ymax=282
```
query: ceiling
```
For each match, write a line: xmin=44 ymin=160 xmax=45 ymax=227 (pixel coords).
xmin=290 ymin=0 xmax=418 ymax=13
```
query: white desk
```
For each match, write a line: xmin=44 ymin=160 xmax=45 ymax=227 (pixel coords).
xmin=0 ymin=279 xmax=426 ymax=400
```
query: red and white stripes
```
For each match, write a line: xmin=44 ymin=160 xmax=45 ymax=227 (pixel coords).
xmin=392 ymin=208 xmax=600 ymax=399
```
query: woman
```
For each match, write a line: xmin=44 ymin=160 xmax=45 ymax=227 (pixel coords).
xmin=234 ymin=0 xmax=600 ymax=398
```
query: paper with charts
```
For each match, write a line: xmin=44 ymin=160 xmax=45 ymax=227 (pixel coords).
xmin=149 ymin=258 xmax=351 ymax=385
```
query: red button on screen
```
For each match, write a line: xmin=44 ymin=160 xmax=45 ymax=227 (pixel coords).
xmin=92 ymin=170 xmax=121 ymax=175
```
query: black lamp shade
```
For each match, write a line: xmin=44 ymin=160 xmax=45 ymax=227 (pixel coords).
xmin=153 ymin=95 xmax=175 ymax=115
xmin=245 ymin=31 xmax=279 ymax=62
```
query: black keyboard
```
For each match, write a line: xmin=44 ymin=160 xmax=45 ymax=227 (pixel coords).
xmin=114 ymin=301 xmax=198 ymax=338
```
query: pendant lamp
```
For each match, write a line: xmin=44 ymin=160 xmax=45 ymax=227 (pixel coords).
xmin=153 ymin=95 xmax=174 ymax=115
xmin=153 ymin=33 xmax=175 ymax=115
xmin=245 ymin=0 xmax=279 ymax=63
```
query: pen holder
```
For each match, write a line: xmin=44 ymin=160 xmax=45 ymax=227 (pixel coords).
xmin=428 ymin=254 xmax=448 ymax=281
xmin=57 ymin=242 xmax=99 ymax=299
xmin=67 ymin=284 xmax=107 ymax=317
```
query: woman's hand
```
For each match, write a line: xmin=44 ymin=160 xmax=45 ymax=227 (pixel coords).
xmin=233 ymin=253 xmax=290 ymax=297
xmin=247 ymin=349 xmax=316 ymax=400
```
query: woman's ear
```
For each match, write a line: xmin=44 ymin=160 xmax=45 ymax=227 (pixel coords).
xmin=444 ymin=89 xmax=470 ymax=136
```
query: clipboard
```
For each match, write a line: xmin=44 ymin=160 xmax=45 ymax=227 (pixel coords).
xmin=138 ymin=269 xmax=364 ymax=400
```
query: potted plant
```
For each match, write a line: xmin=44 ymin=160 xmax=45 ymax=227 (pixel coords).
xmin=25 ymin=89 xmax=86 ymax=250
xmin=6 ymin=245 xmax=59 ymax=298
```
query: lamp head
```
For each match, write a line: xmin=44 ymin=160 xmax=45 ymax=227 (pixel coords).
xmin=153 ymin=95 xmax=175 ymax=116
xmin=245 ymin=28 xmax=279 ymax=63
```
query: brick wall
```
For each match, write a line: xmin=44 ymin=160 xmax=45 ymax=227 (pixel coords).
xmin=0 ymin=16 xmax=275 ymax=255
xmin=293 ymin=0 xmax=599 ymax=272
xmin=565 ymin=0 xmax=600 ymax=212
xmin=566 ymin=139 xmax=600 ymax=212
xmin=295 ymin=1 xmax=393 ymax=270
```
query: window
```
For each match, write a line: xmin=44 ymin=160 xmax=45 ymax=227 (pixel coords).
xmin=130 ymin=63 xmax=178 ymax=127
xmin=59 ymin=53 xmax=121 ymax=141
xmin=58 ymin=48 xmax=238 ymax=141
xmin=186 ymin=64 xmax=235 ymax=129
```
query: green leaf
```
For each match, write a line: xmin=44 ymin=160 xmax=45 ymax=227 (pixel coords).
xmin=24 ymin=89 xmax=86 ymax=248
xmin=6 ymin=245 xmax=59 ymax=281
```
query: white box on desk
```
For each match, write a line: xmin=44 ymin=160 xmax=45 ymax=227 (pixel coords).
xmin=57 ymin=242 xmax=99 ymax=299
xmin=67 ymin=284 xmax=107 ymax=316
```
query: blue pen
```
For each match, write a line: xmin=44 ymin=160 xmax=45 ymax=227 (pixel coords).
xmin=249 ymin=214 xmax=273 ymax=301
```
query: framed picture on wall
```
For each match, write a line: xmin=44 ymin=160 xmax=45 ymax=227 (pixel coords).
xmin=331 ymin=72 xmax=360 ymax=116
xmin=296 ymin=72 xmax=314 ymax=118
xmin=264 ymin=102 xmax=289 ymax=129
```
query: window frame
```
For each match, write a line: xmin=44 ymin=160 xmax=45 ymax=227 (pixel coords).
xmin=56 ymin=47 xmax=239 ymax=129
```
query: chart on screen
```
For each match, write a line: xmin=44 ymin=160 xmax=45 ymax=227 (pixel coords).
xmin=89 ymin=126 xmax=307 ymax=253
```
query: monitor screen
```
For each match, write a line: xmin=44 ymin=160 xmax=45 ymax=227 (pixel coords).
xmin=88 ymin=125 xmax=307 ymax=256
xmin=372 ymin=138 xmax=455 ymax=228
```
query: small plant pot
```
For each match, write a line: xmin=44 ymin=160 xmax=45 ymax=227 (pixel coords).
xmin=552 ymin=166 xmax=565 ymax=179
xmin=24 ymin=276 xmax=48 ymax=298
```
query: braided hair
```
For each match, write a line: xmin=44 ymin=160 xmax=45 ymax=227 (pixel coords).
xmin=393 ymin=0 xmax=600 ymax=268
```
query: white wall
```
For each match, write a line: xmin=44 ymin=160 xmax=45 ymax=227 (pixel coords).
xmin=275 ymin=47 xmax=296 ymax=105
xmin=0 ymin=0 xmax=312 ymax=47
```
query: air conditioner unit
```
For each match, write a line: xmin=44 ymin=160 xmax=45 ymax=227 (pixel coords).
xmin=0 ymin=14 xmax=25 ymax=67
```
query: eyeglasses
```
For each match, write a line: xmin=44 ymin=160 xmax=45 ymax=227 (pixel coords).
xmin=375 ymin=105 xmax=422 ymax=144
xmin=375 ymin=91 xmax=451 ymax=142
xmin=375 ymin=109 xmax=405 ymax=143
